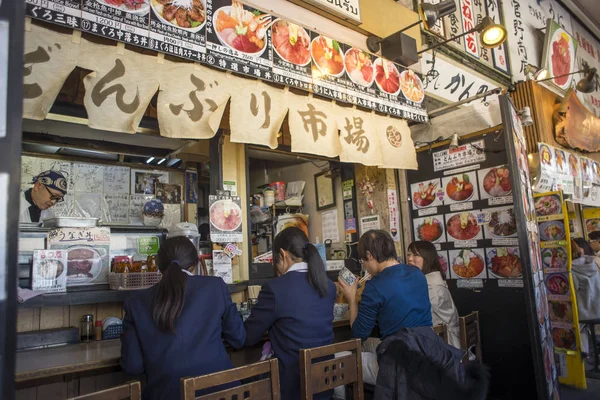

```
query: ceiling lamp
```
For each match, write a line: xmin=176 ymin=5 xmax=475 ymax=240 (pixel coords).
xmin=524 ymin=64 xmax=549 ymax=81
xmin=366 ymin=0 xmax=456 ymax=66
xmin=536 ymin=65 xmax=598 ymax=94
xmin=417 ymin=16 xmax=507 ymax=55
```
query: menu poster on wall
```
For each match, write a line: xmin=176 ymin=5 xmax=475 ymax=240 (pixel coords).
xmin=149 ymin=0 xmax=206 ymax=60
xmin=371 ymin=58 xmax=406 ymax=119
xmin=26 ymin=0 xmax=82 ymax=29
xmin=205 ymin=0 xmax=272 ymax=79
xmin=81 ymin=0 xmax=150 ymax=48
xmin=311 ymin=34 xmax=348 ymax=102
xmin=209 ymin=194 xmax=243 ymax=243
xmin=432 ymin=140 xmax=486 ymax=172
xmin=270 ymin=19 xmax=314 ymax=91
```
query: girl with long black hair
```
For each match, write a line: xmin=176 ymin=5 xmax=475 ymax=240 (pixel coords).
xmin=121 ymin=237 xmax=246 ymax=400
xmin=244 ymin=227 xmax=336 ymax=400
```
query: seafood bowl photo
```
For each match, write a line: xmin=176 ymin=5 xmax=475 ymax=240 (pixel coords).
xmin=210 ymin=200 xmax=243 ymax=232
xmin=486 ymin=208 xmax=517 ymax=238
xmin=555 ymin=149 xmax=566 ymax=173
xmin=311 ymin=35 xmax=345 ymax=77
xmin=552 ymin=327 xmax=577 ymax=350
xmin=373 ymin=58 xmax=400 ymax=95
xmin=446 ymin=212 xmax=481 ymax=241
xmin=480 ymin=166 xmax=512 ymax=198
xmin=438 ymin=253 xmax=449 ymax=275
xmin=151 ymin=0 xmax=206 ymax=32
xmin=100 ymin=0 xmax=150 ymax=14
xmin=272 ymin=19 xmax=311 ymax=66
xmin=486 ymin=248 xmax=523 ymax=278
xmin=549 ymin=30 xmax=576 ymax=89
xmin=345 ymin=47 xmax=375 ymax=87
xmin=541 ymin=247 xmax=568 ymax=270
xmin=548 ymin=300 xmax=573 ymax=322
xmin=586 ymin=218 xmax=600 ymax=234
xmin=534 ymin=195 xmax=561 ymax=216
xmin=540 ymin=221 xmax=566 ymax=241
xmin=411 ymin=180 xmax=439 ymax=209
xmin=400 ymin=70 xmax=425 ymax=104
xmin=445 ymin=173 xmax=474 ymax=202
xmin=451 ymin=249 xmax=485 ymax=279
xmin=540 ymin=144 xmax=553 ymax=168
xmin=546 ymin=273 xmax=569 ymax=296
xmin=213 ymin=2 xmax=270 ymax=55
xmin=415 ymin=217 xmax=444 ymax=243
xmin=569 ymin=154 xmax=579 ymax=177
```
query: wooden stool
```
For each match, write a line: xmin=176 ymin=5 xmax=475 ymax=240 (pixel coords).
xmin=433 ymin=323 xmax=449 ymax=344
xmin=180 ymin=359 xmax=280 ymax=400
xmin=68 ymin=381 xmax=141 ymax=400
xmin=459 ymin=311 xmax=482 ymax=362
xmin=300 ymin=338 xmax=364 ymax=400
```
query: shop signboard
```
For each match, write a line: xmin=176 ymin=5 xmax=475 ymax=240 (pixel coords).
xmin=209 ymin=193 xmax=243 ymax=243
xmin=205 ymin=0 xmax=272 ymax=80
xmin=81 ymin=0 xmax=150 ymax=48
xmin=299 ymin=0 xmax=361 ymax=24
xmin=149 ymin=0 xmax=206 ymax=60
xmin=26 ymin=0 xmax=81 ymax=29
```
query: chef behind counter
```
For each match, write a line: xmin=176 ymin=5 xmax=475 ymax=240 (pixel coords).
xmin=19 ymin=170 xmax=68 ymax=224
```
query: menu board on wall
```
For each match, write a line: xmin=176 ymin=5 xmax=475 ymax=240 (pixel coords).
xmin=205 ymin=0 xmax=272 ymax=79
xmin=406 ymin=131 xmax=522 ymax=289
xmin=209 ymin=193 xmax=243 ymax=242
xmin=26 ymin=0 xmax=82 ymax=29
xmin=500 ymin=95 xmax=559 ymax=400
xmin=149 ymin=0 xmax=206 ymax=60
xmin=81 ymin=0 xmax=150 ymax=48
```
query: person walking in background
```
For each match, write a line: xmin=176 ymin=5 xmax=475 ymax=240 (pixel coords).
xmin=407 ymin=240 xmax=461 ymax=349
xmin=244 ymin=227 xmax=336 ymax=400
xmin=121 ymin=237 xmax=245 ymax=400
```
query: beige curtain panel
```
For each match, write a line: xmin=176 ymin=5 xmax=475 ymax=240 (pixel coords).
xmin=336 ymin=109 xmax=382 ymax=166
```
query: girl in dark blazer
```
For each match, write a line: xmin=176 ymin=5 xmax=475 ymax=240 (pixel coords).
xmin=121 ymin=237 xmax=246 ymax=400
xmin=244 ymin=227 xmax=336 ymax=400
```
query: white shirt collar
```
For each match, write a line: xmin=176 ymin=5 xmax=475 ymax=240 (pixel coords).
xmin=182 ymin=269 xmax=193 ymax=276
xmin=286 ymin=262 xmax=308 ymax=274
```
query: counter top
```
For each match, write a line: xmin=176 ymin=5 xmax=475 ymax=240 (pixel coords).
xmin=15 ymin=320 xmax=351 ymax=384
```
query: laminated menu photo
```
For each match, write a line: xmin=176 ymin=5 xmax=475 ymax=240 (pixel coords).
xmin=31 ymin=250 xmax=69 ymax=293
xmin=47 ymin=227 xmax=111 ymax=286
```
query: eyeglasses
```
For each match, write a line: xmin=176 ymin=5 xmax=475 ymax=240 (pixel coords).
xmin=43 ymin=185 xmax=64 ymax=203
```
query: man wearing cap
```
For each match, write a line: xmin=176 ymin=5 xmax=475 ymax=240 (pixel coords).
xmin=19 ymin=170 xmax=68 ymax=223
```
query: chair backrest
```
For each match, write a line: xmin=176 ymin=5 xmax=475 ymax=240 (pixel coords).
xmin=300 ymin=338 xmax=364 ymax=400
xmin=459 ymin=311 xmax=482 ymax=362
xmin=433 ymin=323 xmax=449 ymax=344
xmin=181 ymin=359 xmax=280 ymax=400
xmin=68 ymin=381 xmax=141 ymax=400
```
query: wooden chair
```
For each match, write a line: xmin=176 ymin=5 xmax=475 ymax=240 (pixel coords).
xmin=180 ymin=359 xmax=280 ymax=400
xmin=459 ymin=311 xmax=482 ymax=362
xmin=68 ymin=381 xmax=141 ymax=400
xmin=300 ymin=339 xmax=364 ymax=400
xmin=433 ymin=323 xmax=449 ymax=344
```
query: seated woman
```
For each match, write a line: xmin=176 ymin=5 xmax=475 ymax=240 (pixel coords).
xmin=244 ymin=227 xmax=336 ymax=400
xmin=121 ymin=237 xmax=246 ymax=400
xmin=407 ymin=241 xmax=461 ymax=349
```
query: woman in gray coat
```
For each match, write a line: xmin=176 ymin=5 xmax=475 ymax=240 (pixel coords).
xmin=407 ymin=241 xmax=461 ymax=349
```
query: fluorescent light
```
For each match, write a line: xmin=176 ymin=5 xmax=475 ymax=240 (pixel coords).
xmin=146 ymin=157 xmax=155 ymax=164
xmin=157 ymin=158 xmax=166 ymax=165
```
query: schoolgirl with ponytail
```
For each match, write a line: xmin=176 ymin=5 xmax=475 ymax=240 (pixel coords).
xmin=121 ymin=237 xmax=246 ymax=400
xmin=244 ymin=227 xmax=336 ymax=400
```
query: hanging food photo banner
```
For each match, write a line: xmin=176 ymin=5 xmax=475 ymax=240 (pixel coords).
xmin=205 ymin=0 xmax=272 ymax=80
xmin=540 ymin=19 xmax=579 ymax=92
xmin=500 ymin=95 xmax=559 ymax=400
xmin=25 ymin=0 xmax=427 ymax=123
xmin=148 ymin=0 xmax=206 ymax=59
xmin=81 ymin=0 xmax=151 ymax=48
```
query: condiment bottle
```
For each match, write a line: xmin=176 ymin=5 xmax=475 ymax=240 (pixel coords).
xmin=81 ymin=314 xmax=94 ymax=342
xmin=147 ymin=255 xmax=158 ymax=272
xmin=95 ymin=320 xmax=103 ymax=341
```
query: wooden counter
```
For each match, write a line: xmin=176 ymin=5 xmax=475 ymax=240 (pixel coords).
xmin=16 ymin=320 xmax=351 ymax=388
